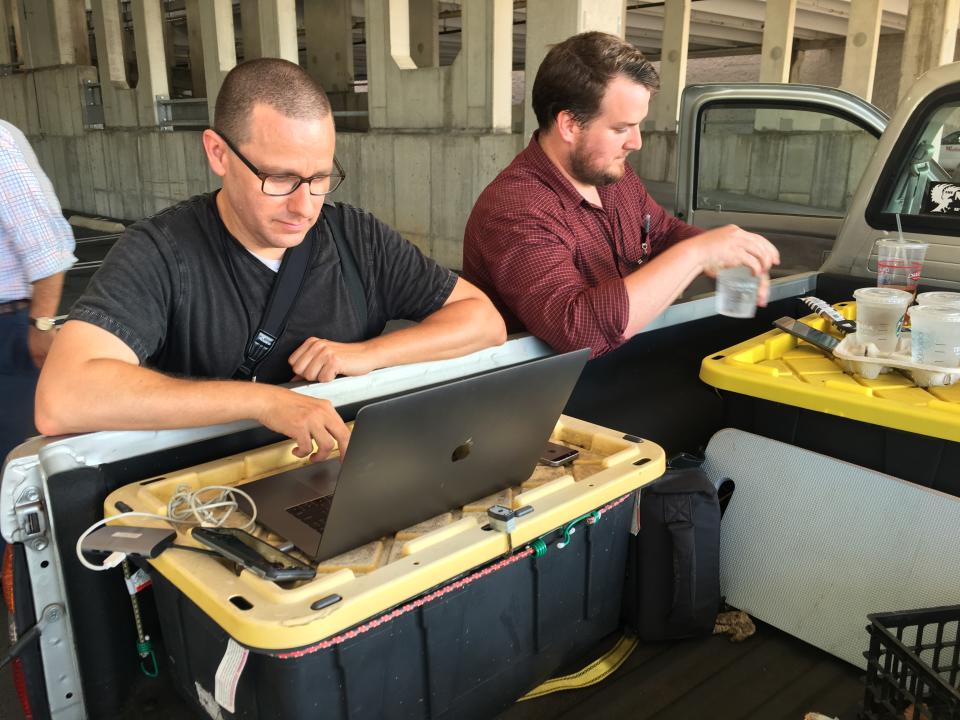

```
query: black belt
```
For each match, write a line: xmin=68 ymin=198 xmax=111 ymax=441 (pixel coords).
xmin=0 ymin=300 xmax=29 ymax=315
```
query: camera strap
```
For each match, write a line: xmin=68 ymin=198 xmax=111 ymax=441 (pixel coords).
xmin=233 ymin=203 xmax=367 ymax=381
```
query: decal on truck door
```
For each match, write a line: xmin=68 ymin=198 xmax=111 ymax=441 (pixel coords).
xmin=923 ymin=182 xmax=960 ymax=214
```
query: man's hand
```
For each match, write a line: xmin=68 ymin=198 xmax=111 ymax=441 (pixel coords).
xmin=256 ymin=386 xmax=351 ymax=462
xmin=288 ymin=338 xmax=380 ymax=383
xmin=27 ymin=326 xmax=56 ymax=369
xmin=691 ymin=225 xmax=780 ymax=305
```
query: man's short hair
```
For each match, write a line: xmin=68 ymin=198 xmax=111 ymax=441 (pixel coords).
xmin=532 ymin=31 xmax=660 ymax=132
xmin=214 ymin=58 xmax=332 ymax=143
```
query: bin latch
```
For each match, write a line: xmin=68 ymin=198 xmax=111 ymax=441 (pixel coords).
xmin=487 ymin=504 xmax=533 ymax=534
xmin=13 ymin=486 xmax=48 ymax=547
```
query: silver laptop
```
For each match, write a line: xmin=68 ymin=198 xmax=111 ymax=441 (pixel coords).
xmin=241 ymin=349 xmax=590 ymax=561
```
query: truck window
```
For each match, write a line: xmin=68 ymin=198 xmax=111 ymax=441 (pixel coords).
xmin=695 ymin=104 xmax=878 ymax=218
xmin=879 ymin=100 xmax=960 ymax=219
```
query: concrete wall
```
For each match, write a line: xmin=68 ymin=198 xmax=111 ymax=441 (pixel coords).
xmin=0 ymin=66 xmax=521 ymax=270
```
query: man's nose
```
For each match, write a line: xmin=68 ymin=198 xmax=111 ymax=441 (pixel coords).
xmin=287 ymin=181 xmax=316 ymax=216
xmin=625 ymin=126 xmax=642 ymax=151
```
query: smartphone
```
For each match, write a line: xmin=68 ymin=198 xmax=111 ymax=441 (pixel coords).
xmin=191 ymin=527 xmax=316 ymax=582
xmin=774 ymin=316 xmax=840 ymax=354
xmin=539 ymin=441 xmax=580 ymax=467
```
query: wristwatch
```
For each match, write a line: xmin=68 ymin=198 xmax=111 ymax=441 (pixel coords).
xmin=30 ymin=316 xmax=56 ymax=331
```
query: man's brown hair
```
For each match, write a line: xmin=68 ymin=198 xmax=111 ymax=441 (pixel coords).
xmin=214 ymin=58 xmax=332 ymax=143
xmin=532 ymin=31 xmax=660 ymax=132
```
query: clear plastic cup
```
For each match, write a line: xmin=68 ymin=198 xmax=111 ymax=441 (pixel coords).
xmin=909 ymin=304 xmax=960 ymax=367
xmin=715 ymin=266 xmax=761 ymax=318
xmin=915 ymin=291 xmax=960 ymax=309
xmin=875 ymin=239 xmax=929 ymax=295
xmin=853 ymin=286 xmax=913 ymax=354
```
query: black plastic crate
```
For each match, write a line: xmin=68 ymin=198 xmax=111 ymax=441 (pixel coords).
xmin=861 ymin=605 xmax=960 ymax=720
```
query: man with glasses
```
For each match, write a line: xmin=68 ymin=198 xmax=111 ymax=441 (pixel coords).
xmin=36 ymin=58 xmax=505 ymax=460
xmin=463 ymin=32 xmax=778 ymax=358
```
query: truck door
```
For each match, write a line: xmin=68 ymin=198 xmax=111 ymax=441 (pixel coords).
xmin=825 ymin=63 xmax=960 ymax=289
xmin=674 ymin=83 xmax=887 ymax=296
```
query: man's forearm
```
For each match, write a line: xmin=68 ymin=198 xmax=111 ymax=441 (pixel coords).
xmin=35 ymin=358 xmax=278 ymax=436
xmin=362 ymin=299 xmax=506 ymax=369
xmin=29 ymin=272 xmax=64 ymax=318
xmin=622 ymin=241 xmax=703 ymax=337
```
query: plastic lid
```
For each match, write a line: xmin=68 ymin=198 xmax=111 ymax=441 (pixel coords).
xmin=909 ymin=304 xmax=960 ymax=322
xmin=853 ymin=287 xmax=914 ymax=305
xmin=916 ymin=291 xmax=960 ymax=308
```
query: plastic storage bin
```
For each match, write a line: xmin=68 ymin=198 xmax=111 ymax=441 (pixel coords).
xmin=861 ymin=605 xmax=960 ymax=720
xmin=699 ymin=302 xmax=960 ymax=493
xmin=104 ymin=415 xmax=665 ymax=719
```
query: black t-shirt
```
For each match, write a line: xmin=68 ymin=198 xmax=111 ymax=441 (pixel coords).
xmin=70 ymin=193 xmax=457 ymax=384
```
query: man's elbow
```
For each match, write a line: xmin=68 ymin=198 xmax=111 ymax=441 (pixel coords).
xmin=478 ymin=300 xmax=507 ymax=347
xmin=34 ymin=374 xmax=70 ymax=436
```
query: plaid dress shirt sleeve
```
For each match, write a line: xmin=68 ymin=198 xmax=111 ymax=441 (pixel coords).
xmin=0 ymin=124 xmax=77 ymax=300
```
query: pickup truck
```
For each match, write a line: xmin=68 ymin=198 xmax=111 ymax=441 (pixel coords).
xmin=3 ymin=61 xmax=959 ymax=720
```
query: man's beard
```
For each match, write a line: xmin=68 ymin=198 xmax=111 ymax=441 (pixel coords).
xmin=569 ymin=141 xmax=625 ymax=187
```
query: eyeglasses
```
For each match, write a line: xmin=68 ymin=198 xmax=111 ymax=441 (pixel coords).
xmin=215 ymin=131 xmax=345 ymax=197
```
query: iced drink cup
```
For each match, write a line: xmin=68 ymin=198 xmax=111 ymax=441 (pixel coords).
xmin=909 ymin=304 xmax=960 ymax=367
xmin=875 ymin=239 xmax=928 ymax=296
xmin=716 ymin=266 xmax=761 ymax=318
xmin=853 ymin=287 xmax=913 ymax=354
xmin=916 ymin=291 xmax=960 ymax=309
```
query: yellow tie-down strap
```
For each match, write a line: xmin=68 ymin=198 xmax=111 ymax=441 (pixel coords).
xmin=699 ymin=301 xmax=960 ymax=442
xmin=104 ymin=414 xmax=665 ymax=650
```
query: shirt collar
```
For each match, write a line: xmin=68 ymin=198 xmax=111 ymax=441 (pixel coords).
xmin=523 ymin=131 xmax=593 ymax=212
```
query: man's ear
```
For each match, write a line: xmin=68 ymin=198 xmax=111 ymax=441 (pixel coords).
xmin=202 ymin=129 xmax=228 ymax=178
xmin=554 ymin=111 xmax=582 ymax=145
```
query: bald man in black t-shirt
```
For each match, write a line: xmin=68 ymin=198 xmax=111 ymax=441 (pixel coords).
xmin=36 ymin=59 xmax=505 ymax=460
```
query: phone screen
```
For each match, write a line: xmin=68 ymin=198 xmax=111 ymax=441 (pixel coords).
xmin=774 ymin=317 xmax=840 ymax=353
xmin=192 ymin=527 xmax=315 ymax=581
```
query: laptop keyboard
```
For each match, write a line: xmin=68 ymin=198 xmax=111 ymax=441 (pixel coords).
xmin=287 ymin=495 xmax=334 ymax=532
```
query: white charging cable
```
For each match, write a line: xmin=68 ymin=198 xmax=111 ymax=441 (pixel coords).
xmin=75 ymin=485 xmax=258 ymax=572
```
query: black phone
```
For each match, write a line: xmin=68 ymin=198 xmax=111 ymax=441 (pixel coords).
xmin=774 ymin=316 xmax=840 ymax=354
xmin=539 ymin=441 xmax=580 ymax=466
xmin=191 ymin=527 xmax=316 ymax=582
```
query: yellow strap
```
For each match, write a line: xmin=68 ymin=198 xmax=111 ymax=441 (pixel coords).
xmin=517 ymin=633 xmax=639 ymax=702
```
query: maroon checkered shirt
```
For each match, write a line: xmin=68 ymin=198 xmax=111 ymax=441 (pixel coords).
xmin=463 ymin=134 xmax=701 ymax=358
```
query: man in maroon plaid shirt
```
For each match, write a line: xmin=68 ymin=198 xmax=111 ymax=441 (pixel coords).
xmin=463 ymin=32 xmax=780 ymax=358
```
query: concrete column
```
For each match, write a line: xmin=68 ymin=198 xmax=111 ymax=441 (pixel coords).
xmin=651 ymin=0 xmax=690 ymax=132
xmin=242 ymin=0 xmax=298 ymax=62
xmin=9 ymin=0 xmax=21 ymax=65
xmin=839 ymin=0 xmax=882 ymax=101
xmin=523 ymin=0 xmax=625 ymax=139
xmin=759 ymin=0 xmax=796 ymax=83
xmin=130 ymin=0 xmax=169 ymax=126
xmin=0 ymin=0 xmax=13 ymax=65
xmin=185 ymin=0 xmax=205 ymax=98
xmin=90 ymin=0 xmax=138 ymax=126
xmin=198 ymin=0 xmax=237 ymax=123
xmin=459 ymin=0 xmax=512 ymax=130
xmin=409 ymin=0 xmax=438 ymax=68
xmin=17 ymin=0 xmax=52 ymax=68
xmin=51 ymin=0 xmax=89 ymax=65
xmin=898 ymin=0 xmax=960 ymax=102
xmin=305 ymin=0 xmax=353 ymax=93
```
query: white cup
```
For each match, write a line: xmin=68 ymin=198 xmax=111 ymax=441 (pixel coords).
xmin=915 ymin=291 xmax=960 ymax=309
xmin=716 ymin=267 xmax=761 ymax=318
xmin=853 ymin=287 xmax=913 ymax=354
xmin=909 ymin=304 xmax=960 ymax=367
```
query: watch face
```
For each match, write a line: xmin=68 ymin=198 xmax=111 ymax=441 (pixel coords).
xmin=34 ymin=317 xmax=55 ymax=331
